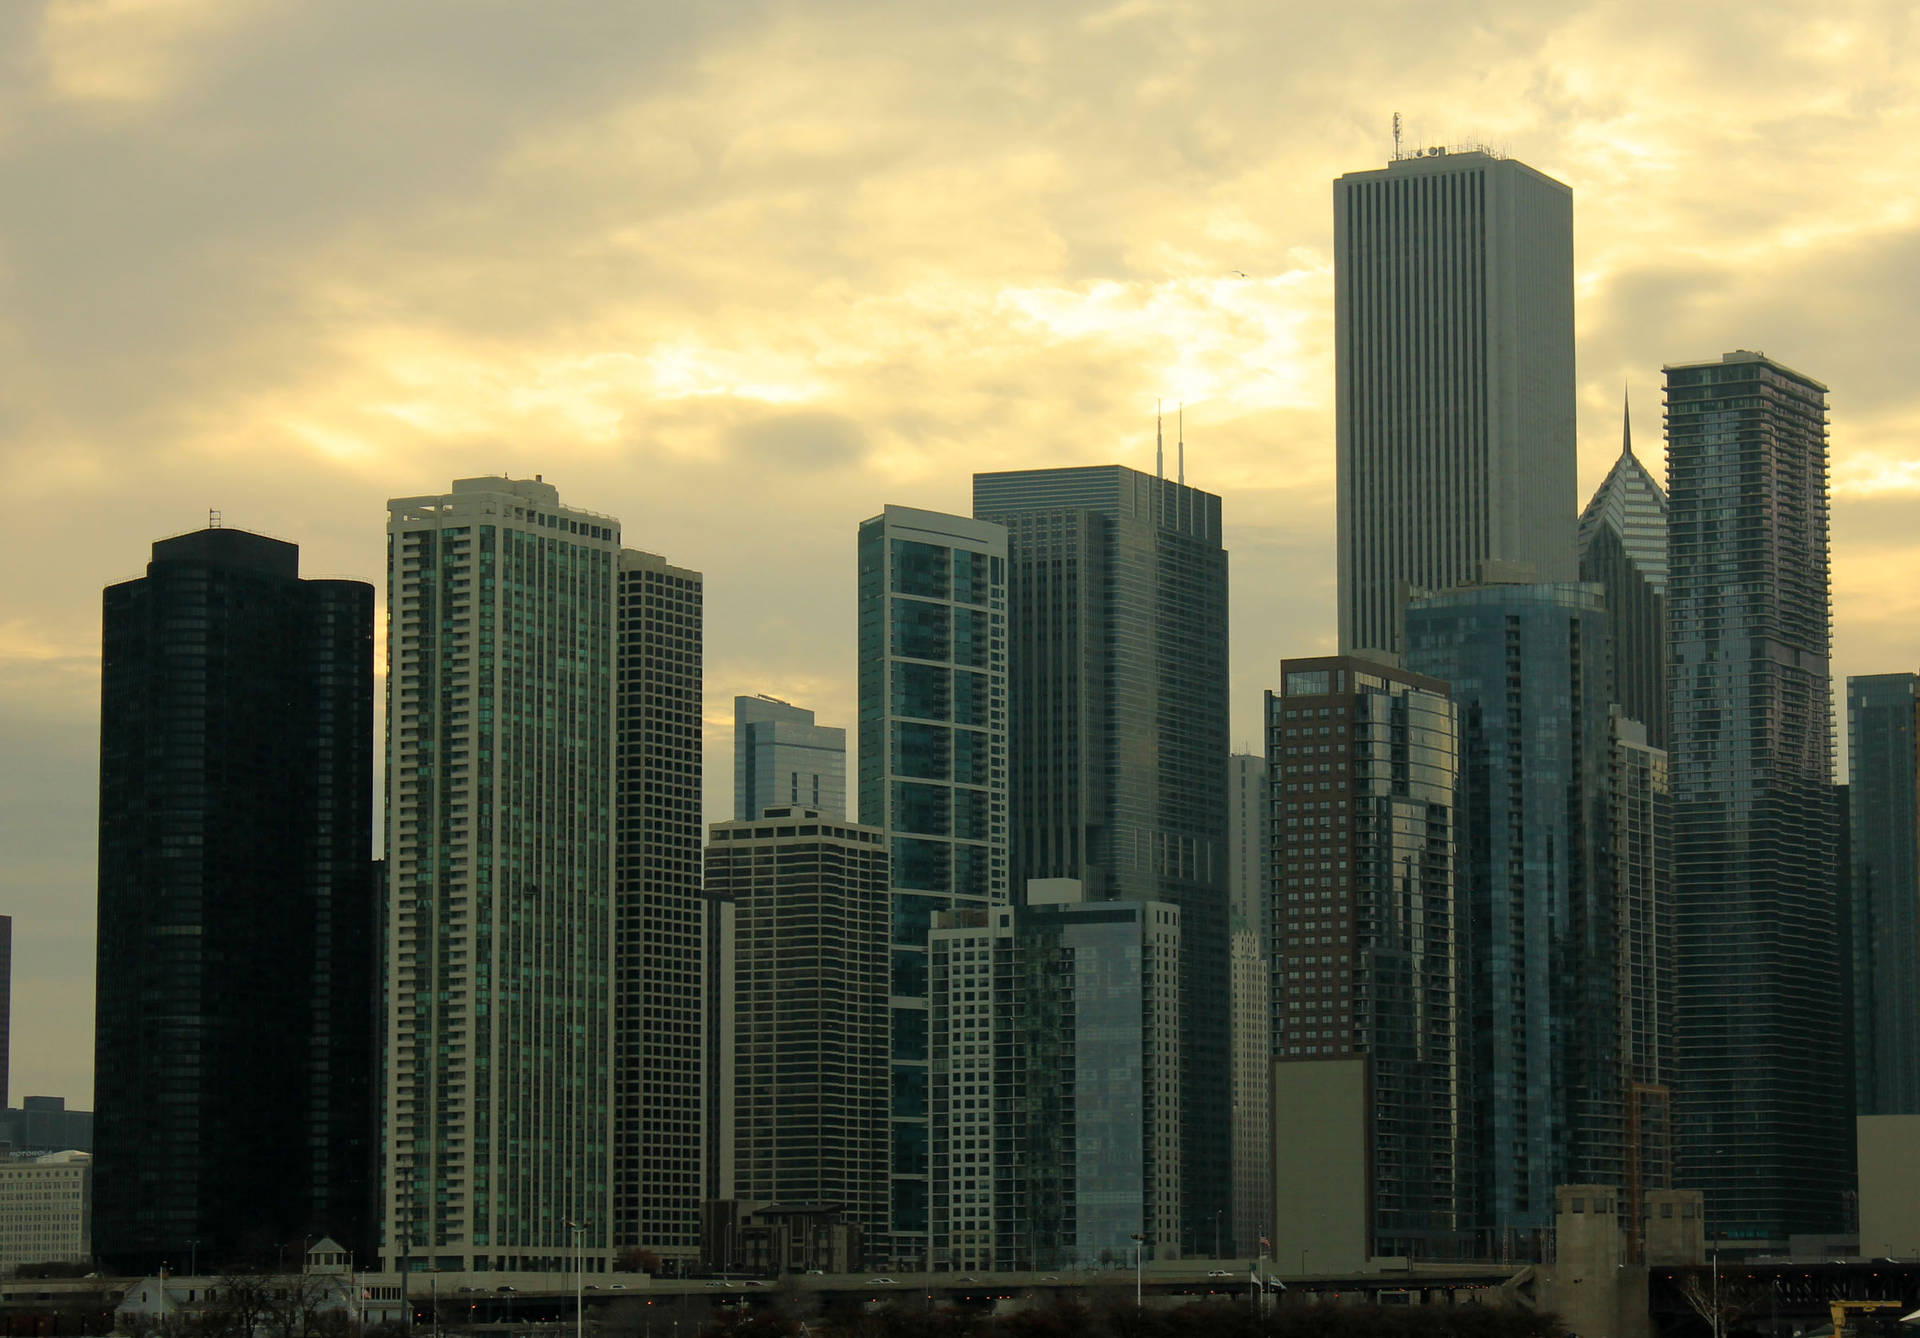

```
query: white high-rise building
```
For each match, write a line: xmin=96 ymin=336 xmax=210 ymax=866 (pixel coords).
xmin=1334 ymin=149 xmax=1577 ymax=655
xmin=733 ymin=696 xmax=846 ymax=820
xmin=383 ymin=477 xmax=622 ymax=1276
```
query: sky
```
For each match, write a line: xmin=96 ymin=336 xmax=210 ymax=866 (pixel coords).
xmin=3 ymin=0 xmax=1916 ymax=1107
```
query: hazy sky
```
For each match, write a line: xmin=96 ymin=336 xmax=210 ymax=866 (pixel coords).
xmin=4 ymin=0 xmax=1915 ymax=1106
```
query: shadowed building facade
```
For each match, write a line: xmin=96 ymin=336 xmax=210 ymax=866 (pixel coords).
xmin=1847 ymin=673 xmax=1920 ymax=1116
xmin=95 ymin=527 xmax=375 ymax=1273
xmin=1666 ymin=351 xmax=1849 ymax=1240
xmin=1578 ymin=395 xmax=1670 ymax=751
xmin=973 ymin=464 xmax=1230 ymax=1257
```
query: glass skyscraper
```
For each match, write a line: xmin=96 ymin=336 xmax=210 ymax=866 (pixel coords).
xmin=1334 ymin=150 xmax=1577 ymax=655
xmin=1267 ymin=656 xmax=1464 ymax=1262
xmin=1405 ymin=583 xmax=1617 ymax=1253
xmin=1666 ymin=351 xmax=1848 ymax=1240
xmin=1849 ymin=674 xmax=1920 ymax=1116
xmin=856 ymin=505 xmax=1009 ymax=1262
xmin=734 ymin=695 xmax=846 ymax=820
xmin=96 ymin=527 xmax=375 ymax=1274
xmin=973 ymin=464 xmax=1231 ymax=1257
xmin=1578 ymin=396 xmax=1671 ymax=751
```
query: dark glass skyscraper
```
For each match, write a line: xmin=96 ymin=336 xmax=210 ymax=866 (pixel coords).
xmin=1847 ymin=673 xmax=1920 ymax=1116
xmin=95 ymin=528 xmax=375 ymax=1273
xmin=1405 ymin=583 xmax=1617 ymax=1253
xmin=1666 ymin=350 xmax=1849 ymax=1240
xmin=973 ymin=465 xmax=1230 ymax=1256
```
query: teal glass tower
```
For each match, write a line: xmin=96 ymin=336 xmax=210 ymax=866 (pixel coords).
xmin=857 ymin=505 xmax=1009 ymax=1263
xmin=1849 ymin=673 xmax=1920 ymax=1116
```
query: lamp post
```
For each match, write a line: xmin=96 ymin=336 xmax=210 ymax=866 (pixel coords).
xmin=189 ymin=1241 xmax=200 ymax=1277
xmin=1132 ymin=1233 xmax=1148 ymax=1308
xmin=567 ymin=1221 xmax=587 ymax=1338
xmin=1214 ymin=1212 xmax=1222 ymax=1261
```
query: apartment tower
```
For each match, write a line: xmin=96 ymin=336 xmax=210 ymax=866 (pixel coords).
xmin=1848 ymin=674 xmax=1920 ymax=1116
xmin=1666 ymin=352 xmax=1849 ymax=1239
xmin=856 ymin=506 xmax=1010 ymax=1262
xmin=1334 ymin=149 xmax=1576 ymax=655
xmin=1266 ymin=656 xmax=1464 ymax=1266
xmin=734 ymin=696 xmax=847 ymax=820
xmin=383 ymin=478 xmax=621 ymax=1275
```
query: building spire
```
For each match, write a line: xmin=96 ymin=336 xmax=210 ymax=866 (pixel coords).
xmin=1156 ymin=399 xmax=1164 ymax=479
xmin=1622 ymin=384 xmax=1633 ymax=459
xmin=1178 ymin=402 xmax=1185 ymax=485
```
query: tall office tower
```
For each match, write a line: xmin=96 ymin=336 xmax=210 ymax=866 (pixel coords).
xmin=384 ymin=478 xmax=620 ymax=1276
xmin=1610 ymin=711 xmax=1675 ymax=1248
xmin=929 ymin=882 xmax=1181 ymax=1272
xmin=616 ymin=550 xmax=706 ymax=1261
xmin=734 ymin=695 xmax=847 ymax=820
xmin=1266 ymin=657 xmax=1464 ymax=1268
xmin=1228 ymin=755 xmax=1271 ymax=1257
xmin=974 ymin=464 xmax=1230 ymax=1256
xmin=1334 ymin=149 xmax=1577 ymax=655
xmin=1579 ymin=395 xmax=1671 ymax=749
xmin=1405 ymin=585 xmax=1616 ymax=1255
xmin=1846 ymin=674 xmax=1920 ymax=1116
xmin=95 ymin=528 xmax=375 ymax=1274
xmin=856 ymin=506 xmax=1010 ymax=1262
xmin=707 ymin=808 xmax=890 ymax=1242
xmin=1666 ymin=351 xmax=1848 ymax=1240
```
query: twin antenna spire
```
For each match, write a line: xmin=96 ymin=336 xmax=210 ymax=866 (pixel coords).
xmin=1155 ymin=400 xmax=1185 ymax=485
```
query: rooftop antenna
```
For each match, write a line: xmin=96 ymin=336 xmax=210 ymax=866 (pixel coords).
xmin=1178 ymin=402 xmax=1186 ymax=485
xmin=1156 ymin=399 xmax=1164 ymax=479
xmin=1622 ymin=383 xmax=1633 ymax=458
xmin=1392 ymin=111 xmax=1403 ymax=162
xmin=209 ymin=508 xmax=222 ymax=529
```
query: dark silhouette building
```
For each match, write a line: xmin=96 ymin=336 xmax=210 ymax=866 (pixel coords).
xmin=1848 ymin=674 xmax=1920 ymax=1115
xmin=1666 ymin=351 xmax=1849 ymax=1240
xmin=973 ymin=464 xmax=1231 ymax=1257
xmin=94 ymin=527 xmax=375 ymax=1273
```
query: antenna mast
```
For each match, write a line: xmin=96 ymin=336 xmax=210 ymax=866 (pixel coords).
xmin=1156 ymin=399 xmax=1164 ymax=479
xmin=1178 ymin=403 xmax=1185 ymax=485
xmin=1392 ymin=111 xmax=1403 ymax=162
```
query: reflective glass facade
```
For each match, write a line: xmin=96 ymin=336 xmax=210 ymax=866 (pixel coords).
xmin=1405 ymin=585 xmax=1617 ymax=1251
xmin=96 ymin=528 xmax=375 ymax=1274
xmin=856 ymin=506 xmax=1008 ymax=1263
xmin=973 ymin=465 xmax=1231 ymax=1256
xmin=1666 ymin=352 xmax=1849 ymax=1240
xmin=734 ymin=696 xmax=846 ymax=820
xmin=929 ymin=892 xmax=1179 ymax=1272
xmin=1267 ymin=656 xmax=1465 ymax=1258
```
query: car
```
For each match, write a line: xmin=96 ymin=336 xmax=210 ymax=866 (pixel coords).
xmin=705 ymin=1282 xmax=725 ymax=1288
xmin=1207 ymin=1270 xmax=1231 ymax=1278
xmin=955 ymin=1277 xmax=976 ymax=1284
xmin=865 ymin=1277 xmax=898 ymax=1285
xmin=496 ymin=1285 xmax=516 ymax=1293
xmin=804 ymin=1270 xmax=825 ymax=1276
xmin=747 ymin=1281 xmax=769 ymax=1288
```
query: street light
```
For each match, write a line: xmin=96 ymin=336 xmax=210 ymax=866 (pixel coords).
xmin=1132 ymin=1232 xmax=1148 ymax=1308
xmin=566 ymin=1221 xmax=587 ymax=1338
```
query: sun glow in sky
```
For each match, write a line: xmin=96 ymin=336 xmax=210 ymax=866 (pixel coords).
xmin=3 ymin=0 xmax=1917 ymax=1102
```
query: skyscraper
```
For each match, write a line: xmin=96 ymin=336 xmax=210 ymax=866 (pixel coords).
xmin=383 ymin=478 xmax=620 ymax=1275
xmin=1846 ymin=673 xmax=1920 ymax=1116
xmin=0 ymin=915 xmax=9 ymax=1114
xmin=1266 ymin=656 xmax=1464 ymax=1265
xmin=708 ymin=807 xmax=889 ymax=1242
xmin=1666 ymin=351 xmax=1848 ymax=1239
xmin=96 ymin=527 xmax=375 ymax=1273
xmin=734 ymin=696 xmax=847 ymax=820
xmin=616 ymin=549 xmax=706 ymax=1262
xmin=856 ymin=505 xmax=1009 ymax=1262
xmin=929 ymin=882 xmax=1180 ymax=1272
xmin=1405 ymin=584 xmax=1616 ymax=1253
xmin=974 ymin=464 xmax=1230 ymax=1256
xmin=1334 ymin=149 xmax=1576 ymax=654
xmin=1579 ymin=394 xmax=1671 ymax=750
xmin=1228 ymin=755 xmax=1271 ymax=1259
